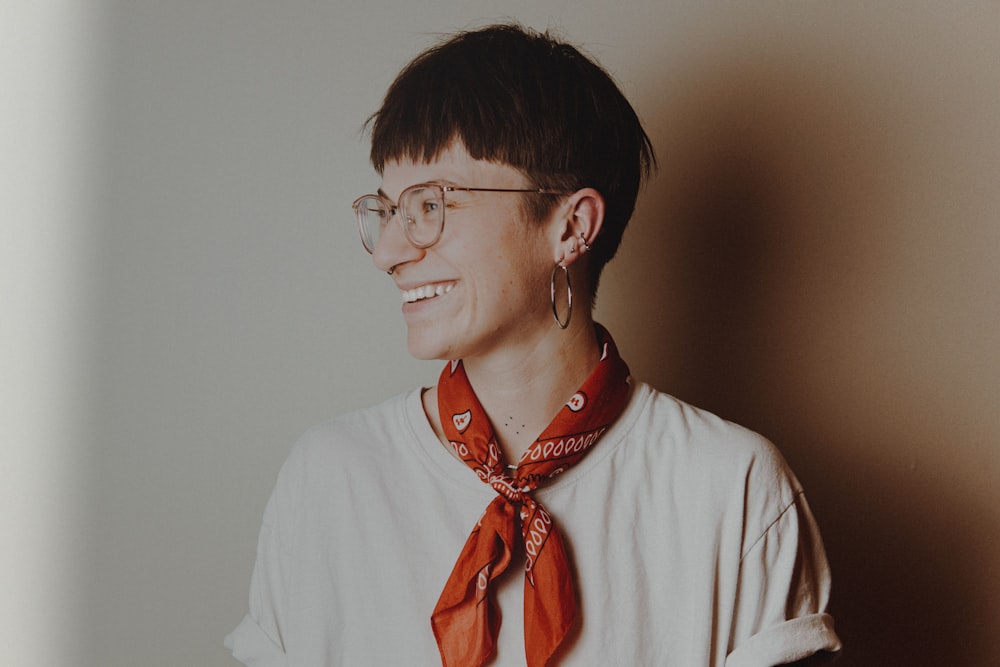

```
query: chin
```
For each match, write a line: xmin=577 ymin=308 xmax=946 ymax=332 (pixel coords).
xmin=405 ymin=329 xmax=453 ymax=361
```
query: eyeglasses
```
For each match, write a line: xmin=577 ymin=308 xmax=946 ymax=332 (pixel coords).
xmin=352 ymin=183 xmax=571 ymax=254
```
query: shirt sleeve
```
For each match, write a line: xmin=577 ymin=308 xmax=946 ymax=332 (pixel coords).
xmin=225 ymin=493 xmax=289 ymax=666
xmin=726 ymin=488 xmax=842 ymax=667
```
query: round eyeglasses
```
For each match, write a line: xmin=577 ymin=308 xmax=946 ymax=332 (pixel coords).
xmin=352 ymin=183 xmax=572 ymax=254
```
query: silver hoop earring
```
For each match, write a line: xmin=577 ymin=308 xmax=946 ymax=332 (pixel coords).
xmin=550 ymin=263 xmax=572 ymax=329
xmin=579 ymin=234 xmax=592 ymax=252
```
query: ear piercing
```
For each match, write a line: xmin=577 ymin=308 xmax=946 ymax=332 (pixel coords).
xmin=561 ymin=235 xmax=592 ymax=263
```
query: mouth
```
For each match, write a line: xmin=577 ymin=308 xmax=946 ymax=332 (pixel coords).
xmin=400 ymin=281 xmax=456 ymax=304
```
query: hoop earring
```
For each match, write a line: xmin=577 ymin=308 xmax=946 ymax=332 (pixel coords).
xmin=550 ymin=263 xmax=572 ymax=329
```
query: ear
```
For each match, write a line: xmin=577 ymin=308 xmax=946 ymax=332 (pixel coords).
xmin=551 ymin=187 xmax=605 ymax=268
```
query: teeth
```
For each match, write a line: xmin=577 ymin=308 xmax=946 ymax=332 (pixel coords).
xmin=402 ymin=282 xmax=455 ymax=303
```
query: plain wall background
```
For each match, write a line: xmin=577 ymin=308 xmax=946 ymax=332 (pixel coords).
xmin=5 ymin=1 xmax=998 ymax=665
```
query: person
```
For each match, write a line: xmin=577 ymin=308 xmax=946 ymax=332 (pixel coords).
xmin=226 ymin=24 xmax=842 ymax=667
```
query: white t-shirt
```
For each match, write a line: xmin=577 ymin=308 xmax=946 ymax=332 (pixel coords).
xmin=226 ymin=382 xmax=841 ymax=666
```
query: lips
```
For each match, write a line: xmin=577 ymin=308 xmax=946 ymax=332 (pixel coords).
xmin=400 ymin=282 xmax=456 ymax=303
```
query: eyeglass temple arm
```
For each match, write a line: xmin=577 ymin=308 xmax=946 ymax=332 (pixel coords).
xmin=446 ymin=186 xmax=574 ymax=195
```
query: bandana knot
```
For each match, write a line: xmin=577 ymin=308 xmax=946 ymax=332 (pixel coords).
xmin=488 ymin=471 xmax=524 ymax=503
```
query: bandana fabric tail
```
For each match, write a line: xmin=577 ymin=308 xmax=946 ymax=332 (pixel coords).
xmin=431 ymin=497 xmax=517 ymax=666
xmin=431 ymin=326 xmax=631 ymax=667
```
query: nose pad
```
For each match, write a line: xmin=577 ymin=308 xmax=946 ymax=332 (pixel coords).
xmin=371 ymin=213 xmax=424 ymax=273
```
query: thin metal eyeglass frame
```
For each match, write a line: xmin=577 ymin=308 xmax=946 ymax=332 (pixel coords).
xmin=351 ymin=183 xmax=573 ymax=254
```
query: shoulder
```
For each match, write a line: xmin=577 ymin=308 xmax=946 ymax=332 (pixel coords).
xmin=272 ymin=389 xmax=419 ymax=496
xmin=630 ymin=384 xmax=797 ymax=486
xmin=299 ymin=389 xmax=416 ymax=452
xmin=622 ymin=383 xmax=804 ymax=528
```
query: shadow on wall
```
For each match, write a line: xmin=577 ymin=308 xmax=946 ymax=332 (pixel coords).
xmin=602 ymin=38 xmax=999 ymax=667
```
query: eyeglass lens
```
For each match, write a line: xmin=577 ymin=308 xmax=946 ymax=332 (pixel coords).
xmin=355 ymin=185 xmax=444 ymax=253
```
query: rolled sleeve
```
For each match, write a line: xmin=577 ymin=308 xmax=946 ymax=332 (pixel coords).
xmin=726 ymin=613 xmax=841 ymax=666
xmin=225 ymin=614 xmax=288 ymax=667
xmin=728 ymin=487 xmax=842 ymax=665
xmin=226 ymin=491 xmax=290 ymax=666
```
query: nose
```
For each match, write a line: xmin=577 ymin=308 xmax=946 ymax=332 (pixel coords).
xmin=371 ymin=212 xmax=425 ymax=274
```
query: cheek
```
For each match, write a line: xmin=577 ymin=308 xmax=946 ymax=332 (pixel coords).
xmin=510 ymin=261 xmax=555 ymax=316
xmin=462 ymin=216 xmax=552 ymax=305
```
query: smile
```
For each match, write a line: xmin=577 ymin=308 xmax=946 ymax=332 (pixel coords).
xmin=401 ymin=282 xmax=456 ymax=303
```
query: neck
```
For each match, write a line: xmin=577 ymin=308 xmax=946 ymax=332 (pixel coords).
xmin=425 ymin=314 xmax=603 ymax=464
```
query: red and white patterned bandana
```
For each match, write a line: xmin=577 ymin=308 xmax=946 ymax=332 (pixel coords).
xmin=431 ymin=325 xmax=631 ymax=667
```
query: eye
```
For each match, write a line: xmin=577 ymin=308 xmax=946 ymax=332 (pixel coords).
xmin=408 ymin=193 xmax=440 ymax=218
xmin=375 ymin=205 xmax=392 ymax=226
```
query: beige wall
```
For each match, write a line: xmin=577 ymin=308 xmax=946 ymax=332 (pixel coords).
xmin=597 ymin=6 xmax=1000 ymax=664
xmin=7 ymin=2 xmax=997 ymax=665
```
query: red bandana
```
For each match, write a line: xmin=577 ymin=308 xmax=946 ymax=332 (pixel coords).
xmin=431 ymin=325 xmax=631 ymax=667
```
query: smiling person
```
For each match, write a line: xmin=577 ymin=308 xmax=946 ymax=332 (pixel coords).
xmin=226 ymin=24 xmax=841 ymax=667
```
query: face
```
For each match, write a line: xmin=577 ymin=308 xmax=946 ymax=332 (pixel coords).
xmin=372 ymin=144 xmax=559 ymax=362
